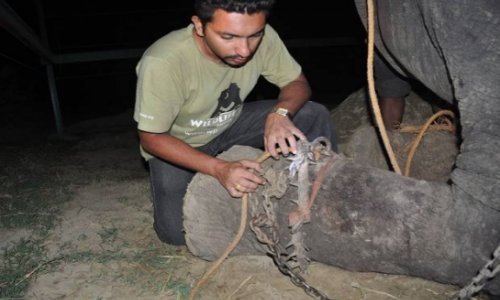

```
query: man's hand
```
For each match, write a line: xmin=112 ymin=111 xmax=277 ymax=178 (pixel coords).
xmin=264 ymin=112 xmax=307 ymax=159
xmin=213 ymin=160 xmax=265 ymax=198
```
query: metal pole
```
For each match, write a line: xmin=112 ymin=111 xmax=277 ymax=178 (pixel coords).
xmin=35 ymin=0 xmax=64 ymax=135
xmin=45 ymin=64 xmax=64 ymax=134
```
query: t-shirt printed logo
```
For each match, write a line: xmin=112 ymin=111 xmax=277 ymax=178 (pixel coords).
xmin=184 ymin=83 xmax=243 ymax=137
xmin=189 ymin=109 xmax=238 ymax=127
xmin=210 ymin=83 xmax=243 ymax=117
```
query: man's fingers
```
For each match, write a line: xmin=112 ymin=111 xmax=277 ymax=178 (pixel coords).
xmin=278 ymin=139 xmax=290 ymax=156
xmin=229 ymin=181 xmax=257 ymax=197
xmin=266 ymin=141 xmax=279 ymax=158
xmin=266 ymin=128 xmax=306 ymax=157
xmin=293 ymin=128 xmax=307 ymax=142
xmin=239 ymin=160 xmax=263 ymax=172
xmin=287 ymin=136 xmax=298 ymax=154
xmin=288 ymin=128 xmax=306 ymax=154
xmin=229 ymin=186 xmax=244 ymax=198
xmin=265 ymin=135 xmax=288 ymax=158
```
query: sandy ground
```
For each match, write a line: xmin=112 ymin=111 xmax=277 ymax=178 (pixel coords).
xmin=0 ymin=114 xmax=487 ymax=300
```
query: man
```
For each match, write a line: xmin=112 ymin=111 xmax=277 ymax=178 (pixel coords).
xmin=134 ymin=0 xmax=336 ymax=245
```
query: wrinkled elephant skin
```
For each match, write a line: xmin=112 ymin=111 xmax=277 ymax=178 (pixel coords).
xmin=352 ymin=0 xmax=500 ymax=295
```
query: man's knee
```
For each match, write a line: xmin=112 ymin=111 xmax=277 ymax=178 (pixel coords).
xmin=149 ymin=159 xmax=192 ymax=246
xmin=294 ymin=101 xmax=337 ymax=150
xmin=294 ymin=101 xmax=332 ymax=130
xmin=150 ymin=183 xmax=187 ymax=245
xmin=154 ymin=218 xmax=185 ymax=245
xmin=297 ymin=101 xmax=330 ymax=118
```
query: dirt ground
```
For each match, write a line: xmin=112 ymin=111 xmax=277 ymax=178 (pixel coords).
xmin=0 ymin=112 xmax=490 ymax=300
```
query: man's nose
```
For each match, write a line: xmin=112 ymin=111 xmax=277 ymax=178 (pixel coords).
xmin=235 ymin=39 xmax=250 ymax=57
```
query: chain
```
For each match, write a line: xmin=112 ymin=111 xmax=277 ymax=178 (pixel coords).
xmin=249 ymin=177 xmax=330 ymax=300
xmin=249 ymin=140 xmax=334 ymax=300
xmin=451 ymin=243 xmax=500 ymax=299
xmin=250 ymin=212 xmax=333 ymax=300
xmin=268 ymin=243 xmax=333 ymax=300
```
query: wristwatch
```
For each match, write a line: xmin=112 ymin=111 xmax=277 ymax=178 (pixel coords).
xmin=272 ymin=106 xmax=292 ymax=118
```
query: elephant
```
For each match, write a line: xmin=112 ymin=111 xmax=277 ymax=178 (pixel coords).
xmin=183 ymin=0 xmax=500 ymax=297
xmin=352 ymin=0 xmax=500 ymax=293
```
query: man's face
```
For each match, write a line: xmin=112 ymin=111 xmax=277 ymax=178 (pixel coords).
xmin=193 ymin=9 xmax=266 ymax=67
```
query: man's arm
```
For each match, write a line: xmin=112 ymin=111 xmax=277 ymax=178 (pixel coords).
xmin=138 ymin=131 xmax=264 ymax=197
xmin=264 ymin=72 xmax=311 ymax=158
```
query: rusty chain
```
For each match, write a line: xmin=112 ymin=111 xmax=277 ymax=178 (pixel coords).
xmin=269 ymin=242 xmax=332 ymax=300
xmin=249 ymin=138 xmax=334 ymax=300
xmin=250 ymin=210 xmax=333 ymax=300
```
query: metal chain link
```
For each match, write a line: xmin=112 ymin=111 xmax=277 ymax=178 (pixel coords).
xmin=268 ymin=243 xmax=333 ymax=300
xmin=250 ymin=212 xmax=333 ymax=300
xmin=249 ymin=141 xmax=334 ymax=300
xmin=451 ymin=243 xmax=500 ymax=299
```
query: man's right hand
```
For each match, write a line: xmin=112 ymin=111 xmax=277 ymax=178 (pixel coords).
xmin=213 ymin=160 xmax=265 ymax=198
xmin=138 ymin=131 xmax=265 ymax=198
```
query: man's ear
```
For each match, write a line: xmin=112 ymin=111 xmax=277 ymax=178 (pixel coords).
xmin=191 ymin=16 xmax=204 ymax=37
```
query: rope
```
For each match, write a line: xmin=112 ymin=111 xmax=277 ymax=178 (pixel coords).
xmin=365 ymin=2 xmax=499 ymax=298
xmin=366 ymin=0 xmax=402 ymax=175
xmin=398 ymin=119 xmax=455 ymax=134
xmin=188 ymin=151 xmax=273 ymax=300
xmin=366 ymin=0 xmax=455 ymax=178
xmin=403 ymin=110 xmax=455 ymax=177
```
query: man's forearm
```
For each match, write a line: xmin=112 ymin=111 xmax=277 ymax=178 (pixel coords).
xmin=138 ymin=131 xmax=222 ymax=177
xmin=275 ymin=72 xmax=312 ymax=116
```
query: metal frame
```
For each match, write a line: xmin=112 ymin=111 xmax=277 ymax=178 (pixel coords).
xmin=0 ymin=0 xmax=360 ymax=135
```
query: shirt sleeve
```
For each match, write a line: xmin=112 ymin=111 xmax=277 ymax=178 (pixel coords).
xmin=260 ymin=25 xmax=302 ymax=88
xmin=134 ymin=56 xmax=184 ymax=133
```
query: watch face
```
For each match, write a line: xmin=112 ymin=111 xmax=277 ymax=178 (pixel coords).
xmin=276 ymin=107 xmax=288 ymax=116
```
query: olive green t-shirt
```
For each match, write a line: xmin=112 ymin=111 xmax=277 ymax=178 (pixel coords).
xmin=134 ymin=24 xmax=301 ymax=160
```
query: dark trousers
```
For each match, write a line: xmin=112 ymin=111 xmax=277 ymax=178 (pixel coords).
xmin=374 ymin=50 xmax=411 ymax=98
xmin=148 ymin=100 xmax=337 ymax=245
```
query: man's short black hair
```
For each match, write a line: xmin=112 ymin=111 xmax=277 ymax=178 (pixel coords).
xmin=194 ymin=0 xmax=275 ymax=24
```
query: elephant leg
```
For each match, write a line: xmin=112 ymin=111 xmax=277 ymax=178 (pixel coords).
xmin=297 ymin=156 xmax=500 ymax=293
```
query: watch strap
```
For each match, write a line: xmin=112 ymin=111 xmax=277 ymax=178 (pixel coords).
xmin=272 ymin=106 xmax=292 ymax=118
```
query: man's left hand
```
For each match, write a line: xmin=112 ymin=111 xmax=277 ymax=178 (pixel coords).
xmin=264 ymin=112 xmax=307 ymax=158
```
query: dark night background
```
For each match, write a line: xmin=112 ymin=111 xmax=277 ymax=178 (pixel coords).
xmin=0 ymin=0 xmax=367 ymax=142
